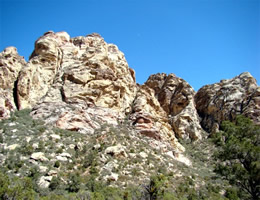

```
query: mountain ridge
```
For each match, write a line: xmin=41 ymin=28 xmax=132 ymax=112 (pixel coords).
xmin=0 ymin=31 xmax=259 ymax=143
xmin=0 ymin=31 xmax=259 ymax=199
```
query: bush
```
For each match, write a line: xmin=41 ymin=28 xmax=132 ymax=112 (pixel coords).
xmin=49 ymin=177 xmax=62 ymax=191
xmin=67 ymin=172 xmax=81 ymax=193
xmin=0 ymin=134 xmax=3 ymax=143
xmin=54 ymin=160 xmax=60 ymax=168
xmin=0 ymin=172 xmax=37 ymax=200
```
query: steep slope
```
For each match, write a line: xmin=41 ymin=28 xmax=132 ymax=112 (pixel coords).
xmin=0 ymin=31 xmax=259 ymax=199
xmin=0 ymin=109 xmax=227 ymax=199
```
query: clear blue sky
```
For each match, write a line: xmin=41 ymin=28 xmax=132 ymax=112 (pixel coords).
xmin=0 ymin=0 xmax=259 ymax=91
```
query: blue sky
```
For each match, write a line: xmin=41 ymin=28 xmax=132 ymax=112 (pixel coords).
xmin=0 ymin=0 xmax=259 ymax=91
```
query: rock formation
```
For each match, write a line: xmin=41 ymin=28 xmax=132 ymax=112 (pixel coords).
xmin=16 ymin=31 xmax=139 ymax=143
xmin=0 ymin=47 xmax=26 ymax=119
xmin=195 ymin=72 xmax=260 ymax=133
xmin=129 ymin=84 xmax=184 ymax=152
xmin=145 ymin=73 xmax=203 ymax=140
xmin=0 ymin=31 xmax=259 ymax=151
xmin=16 ymin=31 xmax=136 ymax=113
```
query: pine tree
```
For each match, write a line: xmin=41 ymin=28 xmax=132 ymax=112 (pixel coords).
xmin=213 ymin=116 xmax=260 ymax=200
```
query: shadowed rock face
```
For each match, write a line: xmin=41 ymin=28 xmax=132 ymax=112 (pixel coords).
xmin=145 ymin=73 xmax=203 ymax=140
xmin=195 ymin=72 xmax=260 ymax=133
xmin=129 ymin=84 xmax=182 ymax=150
xmin=0 ymin=47 xmax=26 ymax=119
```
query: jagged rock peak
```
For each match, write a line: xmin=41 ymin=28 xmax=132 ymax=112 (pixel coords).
xmin=144 ymin=73 xmax=203 ymax=140
xmin=0 ymin=31 xmax=259 ymax=147
xmin=16 ymin=31 xmax=137 ymax=113
xmin=195 ymin=72 xmax=260 ymax=133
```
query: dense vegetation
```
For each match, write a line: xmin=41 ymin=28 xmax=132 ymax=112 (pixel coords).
xmin=212 ymin=115 xmax=260 ymax=200
xmin=0 ymin=110 xmax=259 ymax=199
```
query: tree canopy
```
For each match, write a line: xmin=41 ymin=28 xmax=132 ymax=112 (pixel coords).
xmin=213 ymin=115 xmax=260 ymax=200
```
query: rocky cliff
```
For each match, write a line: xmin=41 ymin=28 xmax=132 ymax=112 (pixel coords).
xmin=0 ymin=32 xmax=260 ymax=198
xmin=0 ymin=31 xmax=259 ymax=150
xmin=195 ymin=72 xmax=260 ymax=133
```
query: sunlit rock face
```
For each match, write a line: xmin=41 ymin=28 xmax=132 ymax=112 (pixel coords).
xmin=18 ymin=31 xmax=137 ymax=137
xmin=144 ymin=73 xmax=203 ymax=140
xmin=129 ymin=84 xmax=183 ymax=151
xmin=0 ymin=47 xmax=26 ymax=119
xmin=195 ymin=72 xmax=260 ymax=133
xmin=0 ymin=31 xmax=259 ymax=156
xmin=17 ymin=31 xmax=137 ymax=114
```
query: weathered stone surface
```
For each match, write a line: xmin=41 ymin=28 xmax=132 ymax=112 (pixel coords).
xmin=12 ymin=31 xmax=137 ymax=138
xmin=130 ymin=84 xmax=181 ymax=148
xmin=105 ymin=144 xmax=127 ymax=157
xmin=61 ymin=34 xmax=137 ymax=113
xmin=0 ymin=47 xmax=26 ymax=119
xmin=145 ymin=73 xmax=202 ymax=140
xmin=17 ymin=31 xmax=64 ymax=109
xmin=17 ymin=31 xmax=136 ymax=114
xmin=195 ymin=72 xmax=260 ymax=133
xmin=38 ymin=176 xmax=52 ymax=188
xmin=31 ymin=101 xmax=121 ymax=134
xmin=31 ymin=152 xmax=48 ymax=162
xmin=1 ymin=31 xmax=259 ymax=161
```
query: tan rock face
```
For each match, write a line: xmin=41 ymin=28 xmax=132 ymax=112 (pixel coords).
xmin=31 ymin=101 xmax=121 ymax=134
xmin=130 ymin=84 xmax=184 ymax=151
xmin=17 ymin=31 xmax=136 ymax=114
xmin=130 ymin=85 xmax=176 ymax=142
xmin=195 ymin=72 xmax=260 ymax=132
xmin=17 ymin=31 xmax=64 ymax=109
xmin=145 ymin=73 xmax=202 ymax=140
xmin=0 ymin=47 xmax=26 ymax=119
xmin=61 ymin=33 xmax=136 ymax=113
xmin=1 ymin=31 xmax=259 ymax=155
xmin=12 ymin=31 xmax=136 ymax=144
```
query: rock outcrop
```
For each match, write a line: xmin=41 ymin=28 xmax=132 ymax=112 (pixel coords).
xmin=9 ymin=31 xmax=138 ymax=137
xmin=0 ymin=31 xmax=259 ymax=151
xmin=129 ymin=84 xmax=183 ymax=151
xmin=16 ymin=31 xmax=64 ymax=109
xmin=145 ymin=73 xmax=203 ymax=140
xmin=0 ymin=47 xmax=26 ymax=119
xmin=195 ymin=72 xmax=260 ymax=133
xmin=16 ymin=31 xmax=136 ymax=114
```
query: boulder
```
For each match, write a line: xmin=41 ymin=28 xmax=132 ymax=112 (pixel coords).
xmin=105 ymin=144 xmax=127 ymax=157
xmin=38 ymin=176 xmax=52 ymax=188
xmin=104 ymin=172 xmax=119 ymax=182
xmin=31 ymin=152 xmax=48 ymax=162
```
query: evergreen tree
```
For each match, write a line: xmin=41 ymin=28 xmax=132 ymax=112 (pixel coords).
xmin=213 ymin=116 xmax=260 ymax=200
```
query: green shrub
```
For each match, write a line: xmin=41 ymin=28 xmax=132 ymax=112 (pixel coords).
xmin=49 ymin=177 xmax=62 ymax=191
xmin=54 ymin=160 xmax=60 ymax=168
xmin=66 ymin=172 xmax=81 ymax=193
xmin=0 ymin=134 xmax=3 ymax=143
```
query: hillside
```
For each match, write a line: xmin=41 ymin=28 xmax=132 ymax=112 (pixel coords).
xmin=0 ymin=31 xmax=259 ymax=199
